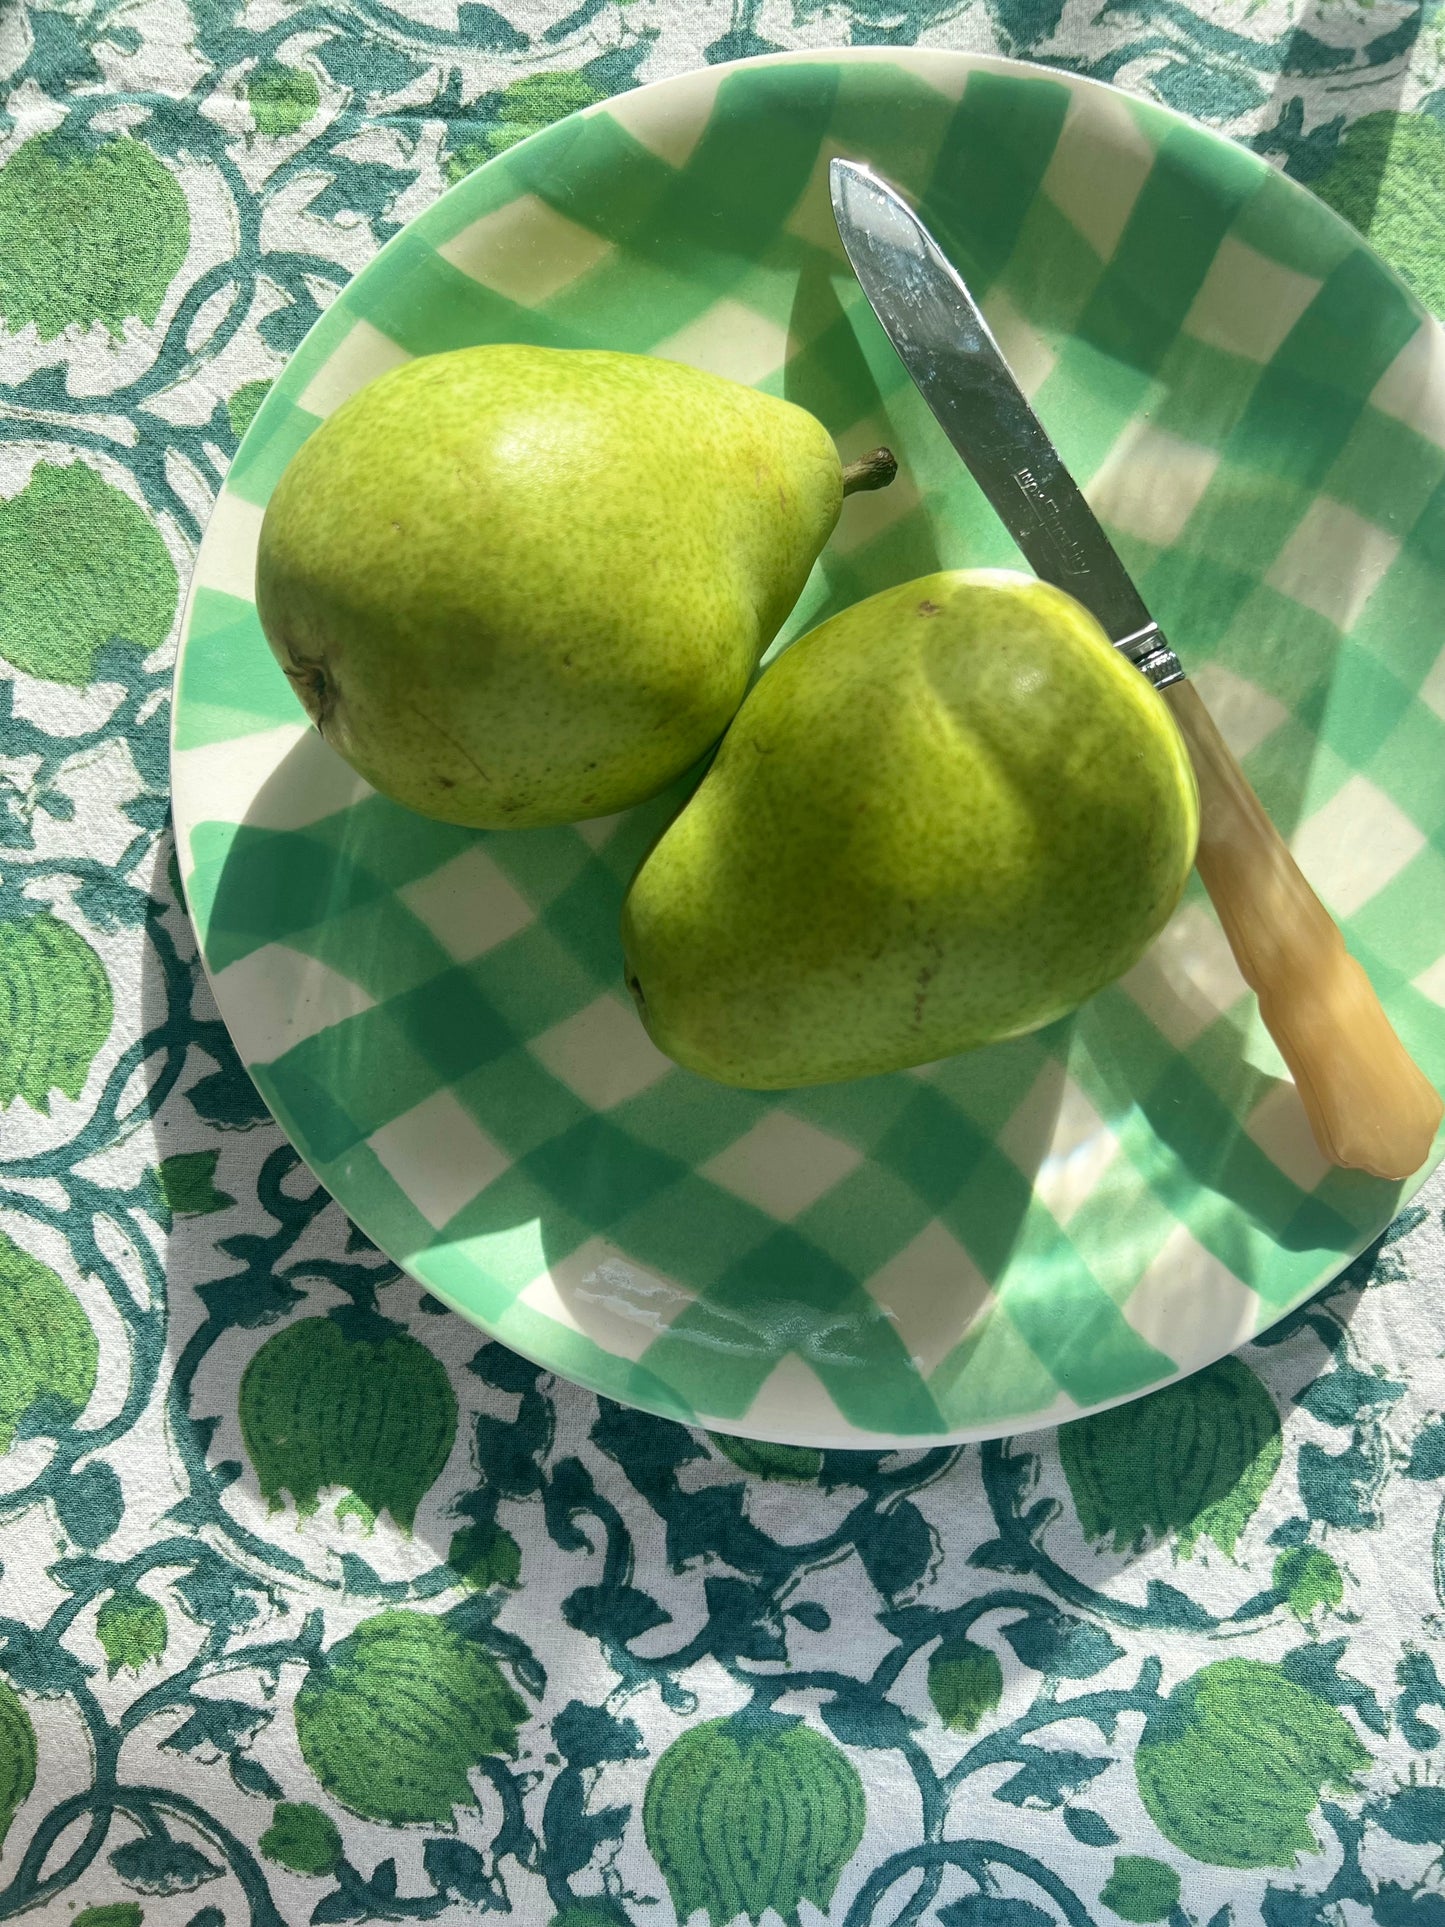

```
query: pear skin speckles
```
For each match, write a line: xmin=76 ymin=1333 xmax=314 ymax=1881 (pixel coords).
xmin=621 ymin=569 xmax=1199 ymax=1088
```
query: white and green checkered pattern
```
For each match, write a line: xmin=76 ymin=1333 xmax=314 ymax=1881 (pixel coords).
xmin=171 ymin=49 xmax=1445 ymax=1447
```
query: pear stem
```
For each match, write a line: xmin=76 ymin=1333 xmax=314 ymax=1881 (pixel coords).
xmin=840 ymin=446 xmax=898 ymax=496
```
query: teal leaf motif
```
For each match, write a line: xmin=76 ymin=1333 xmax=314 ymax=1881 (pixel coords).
xmin=1297 ymin=1436 xmax=1383 ymax=1530
xmin=1369 ymin=1885 xmax=1445 ymax=1926
xmin=970 ymin=1537 xmax=1031 ymax=1575
xmin=1064 ymin=1806 xmax=1120 ymax=1846
xmin=564 ymin=1584 xmax=671 ymax=1644
xmin=1405 ymin=1420 xmax=1445 ymax=1482
xmin=170 ymin=1549 xmax=264 ymax=1634
xmin=1262 ymin=1883 xmax=1343 ymax=1927
xmin=552 ymin=1700 xmax=643 ymax=1767
xmin=1152 ymin=60 xmax=1267 ymax=121
xmin=423 ymin=1837 xmax=500 ymax=1904
xmin=988 ymin=0 xmax=1066 ymax=54
xmin=54 ymin=1462 xmax=123 ymax=1549
xmin=856 ymin=1499 xmax=934 ymax=1596
xmin=539 ymin=1761 xmax=627 ymax=1887
xmin=309 ymin=1889 xmax=368 ymax=1925
xmin=228 ymin=1752 xmax=281 ymax=1799
xmin=161 ymin=1696 xmax=264 ymax=1760
xmin=994 ymin=1747 xmax=1109 ymax=1810
xmin=109 ymin=1834 xmax=224 ymax=1894
xmin=196 ymin=1246 xmax=302 ymax=1329
xmin=1142 ymin=1581 xmax=1215 ymax=1631
xmin=821 ymin=1684 xmax=917 ymax=1751
xmin=312 ymin=35 xmax=424 ymax=109
xmin=474 ymin=1405 xmax=551 ymax=1499
xmin=698 ymin=1575 xmax=786 ymax=1665
xmin=1369 ymin=1784 xmax=1445 ymax=1843
xmin=452 ymin=5 xmax=525 ymax=52
xmin=470 ymin=1343 xmax=544 ymax=1393
xmin=50 ymin=1554 xmax=116 ymax=1596
xmin=939 ymin=1900 xmax=1054 ymax=1926
xmin=1298 ymin=1366 xmax=1405 ymax=1426
xmin=1396 ymin=1649 xmax=1445 ymax=1750
xmin=72 ymin=875 xmax=150 ymax=933
xmin=184 ymin=1051 xmax=272 ymax=1131
xmin=1280 ymin=1638 xmax=1388 ymax=1736
xmin=1002 ymin=1607 xmax=1124 ymax=1679
xmin=0 ymin=1618 xmax=92 ymax=1696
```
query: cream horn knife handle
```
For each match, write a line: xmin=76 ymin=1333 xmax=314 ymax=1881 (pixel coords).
xmin=1161 ymin=679 xmax=1442 ymax=1180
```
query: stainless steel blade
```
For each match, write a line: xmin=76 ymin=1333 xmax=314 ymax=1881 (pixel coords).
xmin=829 ymin=158 xmax=1182 ymax=689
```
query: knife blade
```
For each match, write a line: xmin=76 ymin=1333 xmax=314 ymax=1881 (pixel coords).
xmin=829 ymin=158 xmax=1181 ymax=691
xmin=828 ymin=156 xmax=1442 ymax=1181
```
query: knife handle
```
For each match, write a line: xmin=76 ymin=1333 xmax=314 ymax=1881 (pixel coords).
xmin=1161 ymin=680 xmax=1442 ymax=1181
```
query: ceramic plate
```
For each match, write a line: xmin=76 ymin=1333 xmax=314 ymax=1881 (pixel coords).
xmin=171 ymin=49 xmax=1445 ymax=1447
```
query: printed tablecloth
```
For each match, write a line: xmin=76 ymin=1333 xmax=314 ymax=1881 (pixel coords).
xmin=4 ymin=3 xmax=1445 ymax=1923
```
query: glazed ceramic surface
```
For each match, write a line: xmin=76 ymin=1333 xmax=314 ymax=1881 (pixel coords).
xmin=172 ymin=50 xmax=1445 ymax=1446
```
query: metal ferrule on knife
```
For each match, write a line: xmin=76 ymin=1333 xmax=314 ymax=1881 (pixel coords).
xmin=1116 ymin=623 xmax=1185 ymax=690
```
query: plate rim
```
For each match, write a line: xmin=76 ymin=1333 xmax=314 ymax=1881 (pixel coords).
xmin=169 ymin=45 xmax=1445 ymax=1449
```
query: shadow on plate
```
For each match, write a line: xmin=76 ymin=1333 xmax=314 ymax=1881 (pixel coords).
xmin=196 ymin=726 xmax=1072 ymax=1433
xmin=191 ymin=708 xmax=1401 ymax=1444
xmin=180 ymin=52 xmax=1430 ymax=1432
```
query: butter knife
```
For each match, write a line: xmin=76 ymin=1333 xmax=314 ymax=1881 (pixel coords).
xmin=830 ymin=157 xmax=1441 ymax=1181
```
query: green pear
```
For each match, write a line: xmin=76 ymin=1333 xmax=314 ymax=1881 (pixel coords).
xmin=621 ymin=570 xmax=1199 ymax=1088
xmin=255 ymin=345 xmax=893 ymax=828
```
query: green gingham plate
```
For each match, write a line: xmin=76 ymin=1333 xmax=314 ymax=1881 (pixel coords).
xmin=172 ymin=49 xmax=1445 ymax=1447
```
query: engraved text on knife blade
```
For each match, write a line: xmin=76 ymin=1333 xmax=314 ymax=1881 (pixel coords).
xmin=1013 ymin=465 xmax=1092 ymax=579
